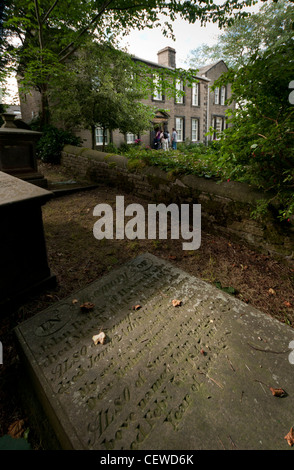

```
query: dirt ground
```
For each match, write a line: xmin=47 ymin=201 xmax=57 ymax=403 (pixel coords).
xmin=1 ymin=162 xmax=294 ymax=449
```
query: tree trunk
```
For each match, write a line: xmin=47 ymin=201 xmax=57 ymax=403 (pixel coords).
xmin=91 ymin=124 xmax=95 ymax=150
xmin=102 ymin=126 xmax=106 ymax=152
xmin=39 ymin=83 xmax=50 ymax=128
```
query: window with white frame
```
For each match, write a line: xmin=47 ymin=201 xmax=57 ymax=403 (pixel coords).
xmin=95 ymin=126 xmax=108 ymax=145
xmin=192 ymin=83 xmax=199 ymax=106
xmin=126 ymin=133 xmax=136 ymax=144
xmin=214 ymin=87 xmax=219 ymax=105
xmin=220 ymin=86 xmax=226 ymax=105
xmin=191 ymin=118 xmax=199 ymax=142
xmin=175 ymin=79 xmax=184 ymax=104
xmin=175 ymin=117 xmax=184 ymax=142
xmin=153 ymin=74 xmax=163 ymax=101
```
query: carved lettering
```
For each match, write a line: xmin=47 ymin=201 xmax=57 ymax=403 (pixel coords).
xmin=15 ymin=255 xmax=236 ymax=450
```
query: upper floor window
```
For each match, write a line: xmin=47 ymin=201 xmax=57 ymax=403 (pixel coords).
xmin=175 ymin=79 xmax=184 ymax=104
xmin=153 ymin=75 xmax=163 ymax=101
xmin=214 ymin=87 xmax=219 ymax=105
xmin=220 ymin=86 xmax=226 ymax=105
xmin=214 ymin=86 xmax=226 ymax=105
xmin=192 ymin=83 xmax=199 ymax=106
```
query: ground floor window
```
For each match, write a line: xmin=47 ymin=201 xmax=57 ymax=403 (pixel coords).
xmin=191 ymin=118 xmax=199 ymax=142
xmin=175 ymin=117 xmax=184 ymax=142
xmin=126 ymin=133 xmax=137 ymax=144
xmin=212 ymin=116 xmax=225 ymax=139
xmin=95 ymin=126 xmax=108 ymax=145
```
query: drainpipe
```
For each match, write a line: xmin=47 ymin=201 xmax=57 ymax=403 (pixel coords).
xmin=206 ymin=83 xmax=209 ymax=146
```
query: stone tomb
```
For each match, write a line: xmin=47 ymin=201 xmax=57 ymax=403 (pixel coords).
xmin=15 ymin=253 xmax=294 ymax=450
xmin=0 ymin=114 xmax=47 ymax=188
xmin=0 ymin=171 xmax=55 ymax=307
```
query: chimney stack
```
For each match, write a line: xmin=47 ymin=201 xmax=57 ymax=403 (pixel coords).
xmin=157 ymin=47 xmax=176 ymax=69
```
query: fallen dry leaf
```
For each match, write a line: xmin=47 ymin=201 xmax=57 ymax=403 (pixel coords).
xmin=168 ymin=255 xmax=177 ymax=260
xmin=8 ymin=419 xmax=25 ymax=439
xmin=270 ymin=387 xmax=287 ymax=397
xmin=80 ymin=301 xmax=95 ymax=312
xmin=268 ymin=288 xmax=276 ymax=295
xmin=172 ymin=299 xmax=182 ymax=307
xmin=92 ymin=332 xmax=106 ymax=345
xmin=284 ymin=301 xmax=292 ymax=308
xmin=284 ymin=427 xmax=294 ymax=446
xmin=132 ymin=304 xmax=141 ymax=311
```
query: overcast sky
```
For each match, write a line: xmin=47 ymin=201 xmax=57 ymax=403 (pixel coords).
xmin=120 ymin=18 xmax=222 ymax=69
xmin=119 ymin=1 xmax=263 ymax=68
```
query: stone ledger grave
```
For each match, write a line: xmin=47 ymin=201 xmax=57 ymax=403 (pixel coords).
xmin=15 ymin=253 xmax=294 ymax=450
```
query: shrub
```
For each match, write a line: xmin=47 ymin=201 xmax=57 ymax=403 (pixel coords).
xmin=213 ymin=38 xmax=294 ymax=221
xmin=36 ymin=125 xmax=82 ymax=164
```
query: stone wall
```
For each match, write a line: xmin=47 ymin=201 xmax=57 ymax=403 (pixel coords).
xmin=61 ymin=145 xmax=294 ymax=260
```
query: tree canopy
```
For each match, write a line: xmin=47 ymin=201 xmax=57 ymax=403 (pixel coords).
xmin=49 ymin=42 xmax=157 ymax=149
xmin=208 ymin=32 xmax=294 ymax=221
xmin=180 ymin=0 xmax=294 ymax=221
xmin=2 ymin=0 xmax=265 ymax=87
xmin=187 ymin=0 xmax=294 ymax=69
xmin=1 ymin=0 xmax=267 ymax=124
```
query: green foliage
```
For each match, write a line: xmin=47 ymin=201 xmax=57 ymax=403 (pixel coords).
xmin=118 ymin=140 xmax=221 ymax=179
xmin=186 ymin=0 xmax=294 ymax=223
xmin=49 ymin=42 xmax=159 ymax=149
xmin=214 ymin=281 xmax=236 ymax=295
xmin=35 ymin=125 xmax=82 ymax=164
xmin=211 ymin=36 xmax=294 ymax=221
xmin=2 ymin=0 xmax=263 ymax=120
xmin=187 ymin=0 xmax=294 ymax=69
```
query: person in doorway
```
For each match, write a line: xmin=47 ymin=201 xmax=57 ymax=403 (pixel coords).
xmin=153 ymin=128 xmax=161 ymax=149
xmin=171 ymin=128 xmax=177 ymax=150
xmin=161 ymin=129 xmax=168 ymax=151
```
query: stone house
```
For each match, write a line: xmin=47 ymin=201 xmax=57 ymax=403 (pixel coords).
xmin=19 ymin=47 xmax=234 ymax=149
xmin=198 ymin=60 xmax=234 ymax=142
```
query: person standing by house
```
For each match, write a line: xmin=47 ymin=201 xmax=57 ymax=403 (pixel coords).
xmin=171 ymin=128 xmax=177 ymax=150
xmin=167 ymin=130 xmax=170 ymax=148
xmin=153 ymin=128 xmax=161 ymax=149
xmin=161 ymin=130 xmax=168 ymax=150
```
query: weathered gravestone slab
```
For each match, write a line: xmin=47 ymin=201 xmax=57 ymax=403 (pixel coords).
xmin=15 ymin=253 xmax=294 ymax=450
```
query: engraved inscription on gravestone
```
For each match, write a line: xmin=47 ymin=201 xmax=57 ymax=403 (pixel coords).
xmin=15 ymin=253 xmax=294 ymax=450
